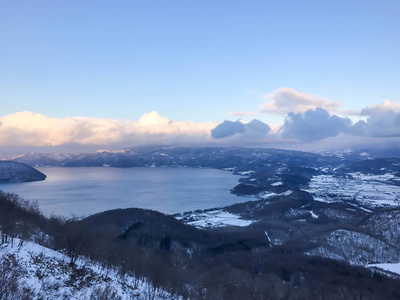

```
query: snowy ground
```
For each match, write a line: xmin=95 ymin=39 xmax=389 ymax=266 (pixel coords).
xmin=175 ymin=189 xmax=299 ymax=229
xmin=305 ymin=173 xmax=400 ymax=208
xmin=257 ymin=191 xmax=278 ymax=199
xmin=306 ymin=229 xmax=399 ymax=266
xmin=0 ymin=238 xmax=177 ymax=300
xmin=176 ymin=209 xmax=255 ymax=229
xmin=236 ymin=170 xmax=255 ymax=175
xmin=368 ymin=263 xmax=400 ymax=276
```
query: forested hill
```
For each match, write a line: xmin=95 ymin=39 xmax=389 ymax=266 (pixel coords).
xmin=0 ymin=161 xmax=46 ymax=183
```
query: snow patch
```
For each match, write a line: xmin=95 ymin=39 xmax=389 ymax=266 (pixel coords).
xmin=257 ymin=191 xmax=277 ymax=199
xmin=237 ymin=170 xmax=255 ymax=175
xmin=176 ymin=210 xmax=254 ymax=229
xmin=280 ymin=190 xmax=293 ymax=196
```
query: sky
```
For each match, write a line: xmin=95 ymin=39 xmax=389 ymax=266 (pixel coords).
xmin=0 ymin=0 xmax=399 ymax=152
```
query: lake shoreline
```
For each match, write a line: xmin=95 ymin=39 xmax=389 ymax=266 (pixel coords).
xmin=0 ymin=167 xmax=250 ymax=217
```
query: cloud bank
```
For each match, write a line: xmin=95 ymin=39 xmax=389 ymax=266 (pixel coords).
xmin=1 ymin=96 xmax=399 ymax=152
xmin=280 ymin=104 xmax=400 ymax=141
xmin=353 ymin=110 xmax=400 ymax=138
xmin=281 ymin=108 xmax=351 ymax=141
xmin=0 ymin=111 xmax=217 ymax=149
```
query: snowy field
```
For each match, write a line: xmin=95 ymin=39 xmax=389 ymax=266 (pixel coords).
xmin=175 ymin=209 xmax=254 ymax=229
xmin=306 ymin=173 xmax=400 ymax=208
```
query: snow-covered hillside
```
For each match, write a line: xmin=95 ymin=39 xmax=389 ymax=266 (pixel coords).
xmin=306 ymin=173 xmax=400 ymax=208
xmin=0 ymin=238 xmax=178 ymax=300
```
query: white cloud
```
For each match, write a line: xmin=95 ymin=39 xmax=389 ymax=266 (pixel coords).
xmin=211 ymin=119 xmax=270 ymax=139
xmin=260 ymin=88 xmax=341 ymax=115
xmin=138 ymin=111 xmax=170 ymax=126
xmin=0 ymin=111 xmax=217 ymax=148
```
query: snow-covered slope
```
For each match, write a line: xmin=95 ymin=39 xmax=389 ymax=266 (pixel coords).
xmin=306 ymin=229 xmax=399 ymax=266
xmin=368 ymin=262 xmax=400 ymax=278
xmin=0 ymin=238 xmax=178 ymax=300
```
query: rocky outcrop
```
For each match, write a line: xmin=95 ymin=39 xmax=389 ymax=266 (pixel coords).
xmin=0 ymin=161 xmax=46 ymax=183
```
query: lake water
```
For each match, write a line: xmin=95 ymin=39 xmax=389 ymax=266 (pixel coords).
xmin=0 ymin=167 xmax=250 ymax=217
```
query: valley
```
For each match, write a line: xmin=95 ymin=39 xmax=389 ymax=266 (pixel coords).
xmin=1 ymin=146 xmax=400 ymax=299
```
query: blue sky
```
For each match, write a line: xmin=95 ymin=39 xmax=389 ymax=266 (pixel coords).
xmin=0 ymin=1 xmax=399 ymax=151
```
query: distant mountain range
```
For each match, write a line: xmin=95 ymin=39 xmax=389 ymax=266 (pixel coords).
xmin=5 ymin=146 xmax=374 ymax=168
xmin=6 ymin=146 xmax=400 ymax=192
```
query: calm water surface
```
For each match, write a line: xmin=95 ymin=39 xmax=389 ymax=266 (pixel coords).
xmin=0 ymin=167 xmax=250 ymax=217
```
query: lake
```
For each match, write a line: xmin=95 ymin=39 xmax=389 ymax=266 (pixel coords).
xmin=0 ymin=167 xmax=251 ymax=217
